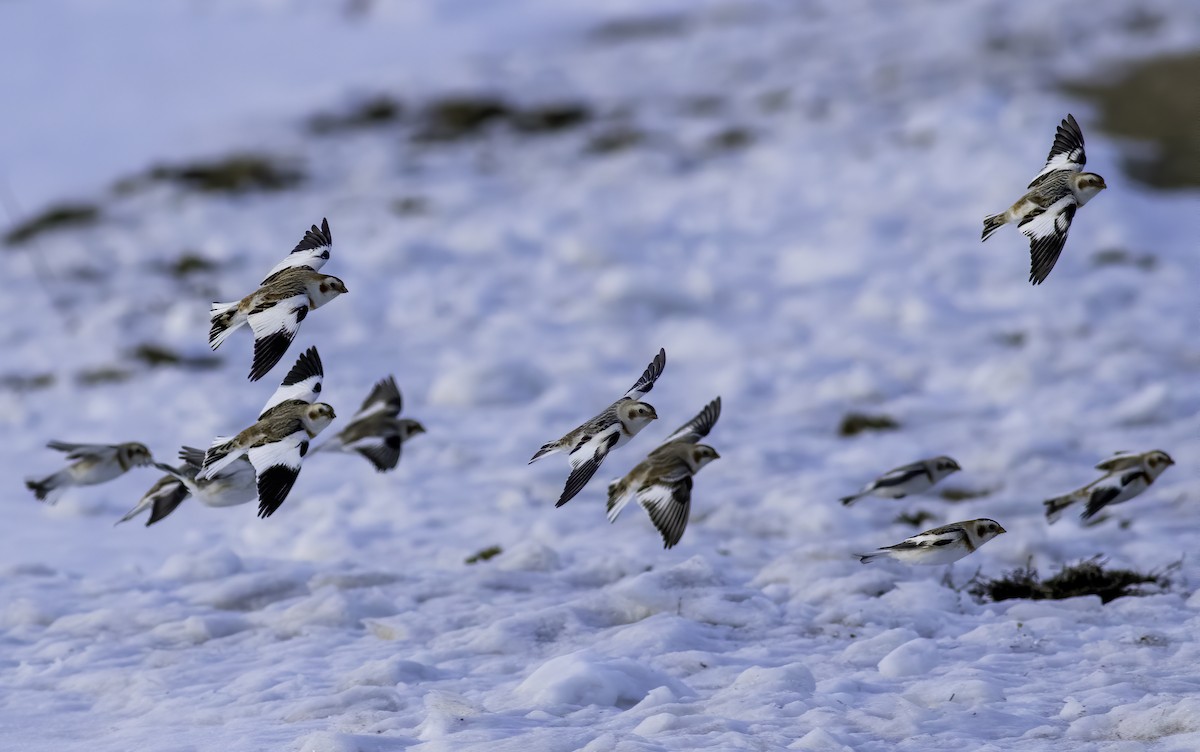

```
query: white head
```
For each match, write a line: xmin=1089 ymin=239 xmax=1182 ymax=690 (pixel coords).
xmin=310 ymin=275 xmax=348 ymax=308
xmin=928 ymin=455 xmax=962 ymax=482
xmin=1144 ymin=450 xmax=1175 ymax=480
xmin=302 ymin=403 xmax=337 ymax=436
xmin=618 ymin=400 xmax=658 ymax=436
xmin=1071 ymin=172 xmax=1107 ymax=206
xmin=686 ymin=444 xmax=721 ymax=473
xmin=964 ymin=518 xmax=1006 ymax=548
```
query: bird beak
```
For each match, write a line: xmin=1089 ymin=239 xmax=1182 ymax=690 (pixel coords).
xmin=996 ymin=525 xmax=1008 ymax=534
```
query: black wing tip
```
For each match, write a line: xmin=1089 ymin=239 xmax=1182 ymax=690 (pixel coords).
xmin=280 ymin=346 xmax=323 ymax=386
xmin=291 ymin=217 xmax=332 ymax=254
xmin=256 ymin=465 xmax=300 ymax=518
xmin=365 ymin=375 xmax=403 ymax=415
xmin=250 ymin=332 xmax=295 ymax=382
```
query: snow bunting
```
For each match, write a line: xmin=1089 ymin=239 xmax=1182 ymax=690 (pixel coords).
xmin=529 ymin=348 xmax=665 ymax=507
xmin=208 ymin=218 xmax=347 ymax=381
xmin=981 ymin=114 xmax=1106 ymax=284
xmin=200 ymin=347 xmax=336 ymax=518
xmin=118 ymin=446 xmax=258 ymax=526
xmin=607 ymin=396 xmax=721 ymax=548
xmin=857 ymin=518 xmax=1006 ymax=565
xmin=1043 ymin=450 xmax=1174 ymax=524
xmin=839 ymin=456 xmax=961 ymax=506
xmin=26 ymin=441 xmax=154 ymax=504
xmin=315 ymin=375 xmax=425 ymax=472
xmin=118 ymin=469 xmax=191 ymax=527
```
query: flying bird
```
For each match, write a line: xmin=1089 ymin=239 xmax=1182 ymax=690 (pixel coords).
xmin=839 ymin=456 xmax=961 ymax=506
xmin=314 ymin=375 xmax=425 ymax=472
xmin=981 ymin=114 xmax=1106 ymax=284
xmin=200 ymin=347 xmax=336 ymax=517
xmin=857 ymin=518 xmax=1006 ymax=565
xmin=606 ymin=397 xmax=722 ymax=548
xmin=117 ymin=447 xmax=257 ymax=526
xmin=530 ymin=348 xmax=665 ymax=507
xmin=209 ymin=219 xmax=347 ymax=381
xmin=26 ymin=441 xmax=154 ymax=504
xmin=1044 ymin=450 xmax=1174 ymax=524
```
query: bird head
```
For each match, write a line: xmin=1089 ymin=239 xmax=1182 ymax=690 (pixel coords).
xmin=690 ymin=444 xmax=721 ymax=472
xmin=121 ymin=443 xmax=154 ymax=467
xmin=304 ymin=403 xmax=337 ymax=435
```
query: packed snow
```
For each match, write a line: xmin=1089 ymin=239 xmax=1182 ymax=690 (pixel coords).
xmin=3 ymin=0 xmax=1200 ymax=749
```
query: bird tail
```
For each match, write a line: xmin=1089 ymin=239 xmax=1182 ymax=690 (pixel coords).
xmin=840 ymin=491 xmax=865 ymax=507
xmin=115 ymin=498 xmax=152 ymax=525
xmin=26 ymin=472 xmax=67 ymax=504
xmin=1043 ymin=494 xmax=1074 ymax=524
xmin=605 ymin=478 xmax=634 ymax=522
xmin=981 ymin=212 xmax=1007 ymax=242
xmin=856 ymin=552 xmax=883 ymax=564
xmin=208 ymin=301 xmax=245 ymax=350
xmin=200 ymin=437 xmax=241 ymax=479
xmin=528 ymin=440 xmax=561 ymax=464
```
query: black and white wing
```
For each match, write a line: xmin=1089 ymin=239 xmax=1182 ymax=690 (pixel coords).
xmin=258 ymin=347 xmax=324 ymax=418
xmin=660 ymin=397 xmax=721 ymax=446
xmin=45 ymin=441 xmax=118 ymax=462
xmin=178 ymin=446 xmax=207 ymax=470
xmin=871 ymin=461 xmax=932 ymax=491
xmin=885 ymin=523 xmax=967 ymax=552
xmin=1029 ymin=114 xmax=1086 ymax=187
xmin=247 ymin=435 xmax=310 ymax=518
xmin=354 ymin=433 xmax=404 ymax=473
xmin=247 ymin=296 xmax=310 ymax=381
xmin=354 ymin=375 xmax=403 ymax=420
xmin=1019 ymin=196 xmax=1077 ymax=285
xmin=117 ymin=471 xmax=190 ymax=527
xmin=623 ymin=348 xmax=667 ymax=400
xmin=556 ymin=430 xmax=621 ymax=507
xmin=638 ymin=475 xmax=693 ymax=549
xmin=261 ymin=218 xmax=332 ymax=283
xmin=1094 ymin=452 xmax=1144 ymax=473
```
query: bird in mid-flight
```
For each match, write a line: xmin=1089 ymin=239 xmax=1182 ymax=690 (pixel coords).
xmin=209 ymin=218 xmax=347 ymax=381
xmin=315 ymin=375 xmax=425 ymax=472
xmin=857 ymin=518 xmax=1006 ymax=565
xmin=606 ymin=396 xmax=722 ymax=548
xmin=839 ymin=456 xmax=961 ymax=506
xmin=1044 ymin=450 xmax=1174 ymax=524
xmin=982 ymin=114 xmax=1106 ymax=284
xmin=200 ymin=347 xmax=336 ymax=518
xmin=26 ymin=441 xmax=154 ymax=504
xmin=530 ymin=348 xmax=665 ymax=507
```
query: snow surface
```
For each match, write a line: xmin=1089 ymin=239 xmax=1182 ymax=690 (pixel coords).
xmin=3 ymin=0 xmax=1200 ymax=749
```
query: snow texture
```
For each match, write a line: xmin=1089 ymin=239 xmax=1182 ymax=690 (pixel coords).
xmin=3 ymin=0 xmax=1200 ymax=749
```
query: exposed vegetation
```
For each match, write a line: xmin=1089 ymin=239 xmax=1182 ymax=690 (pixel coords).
xmin=970 ymin=557 xmax=1171 ymax=604
xmin=129 ymin=344 xmax=222 ymax=370
xmin=4 ymin=203 xmax=101 ymax=246
xmin=465 ymin=545 xmax=503 ymax=564
xmin=116 ymin=154 xmax=305 ymax=195
xmin=838 ymin=412 xmax=900 ymax=437
xmin=309 ymin=96 xmax=403 ymax=134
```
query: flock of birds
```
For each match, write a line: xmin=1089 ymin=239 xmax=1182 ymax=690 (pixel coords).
xmin=22 ymin=115 xmax=1177 ymax=562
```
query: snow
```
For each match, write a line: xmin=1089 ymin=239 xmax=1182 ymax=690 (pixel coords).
xmin=3 ymin=0 xmax=1200 ymax=749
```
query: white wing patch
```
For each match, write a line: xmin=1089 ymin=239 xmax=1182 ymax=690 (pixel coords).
xmin=259 ymin=347 xmax=324 ymax=418
xmin=247 ymin=294 xmax=309 ymax=381
xmin=1029 ymin=114 xmax=1086 ymax=185
xmin=261 ymin=219 xmax=332 ymax=283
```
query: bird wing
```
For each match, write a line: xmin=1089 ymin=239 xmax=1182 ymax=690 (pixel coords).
xmin=871 ymin=461 xmax=931 ymax=489
xmin=247 ymin=434 xmax=309 ymax=518
xmin=258 ymin=347 xmax=324 ymax=418
xmin=1028 ymin=114 xmax=1086 ymax=187
xmin=556 ymin=430 xmax=621 ymax=507
xmin=354 ymin=375 xmax=403 ymax=420
xmin=1019 ymin=195 xmax=1077 ymax=285
xmin=885 ymin=525 xmax=967 ymax=551
xmin=638 ymin=476 xmax=693 ymax=549
xmin=660 ymin=396 xmax=721 ymax=446
xmin=353 ymin=435 xmax=403 ymax=473
xmin=247 ymin=295 xmax=310 ymax=382
xmin=1094 ymin=452 xmax=1145 ymax=472
xmin=45 ymin=441 xmax=118 ymax=461
xmin=261 ymin=218 xmax=332 ymax=283
xmin=623 ymin=348 xmax=667 ymax=400
xmin=178 ymin=446 xmax=207 ymax=469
